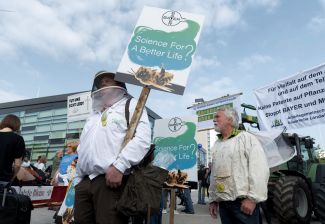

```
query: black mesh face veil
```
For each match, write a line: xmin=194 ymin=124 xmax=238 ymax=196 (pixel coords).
xmin=91 ymin=70 xmax=127 ymax=95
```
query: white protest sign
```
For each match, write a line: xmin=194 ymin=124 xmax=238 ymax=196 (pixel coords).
xmin=153 ymin=115 xmax=198 ymax=183
xmin=254 ymin=62 xmax=325 ymax=131
xmin=115 ymin=6 xmax=205 ymax=95
xmin=190 ymin=94 xmax=242 ymax=131
xmin=12 ymin=186 xmax=53 ymax=201
xmin=67 ymin=92 xmax=92 ymax=122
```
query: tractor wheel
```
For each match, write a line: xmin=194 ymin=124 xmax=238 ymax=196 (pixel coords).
xmin=316 ymin=182 xmax=325 ymax=224
xmin=273 ymin=176 xmax=312 ymax=224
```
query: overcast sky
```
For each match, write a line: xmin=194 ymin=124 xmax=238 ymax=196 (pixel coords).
xmin=1 ymin=0 xmax=325 ymax=148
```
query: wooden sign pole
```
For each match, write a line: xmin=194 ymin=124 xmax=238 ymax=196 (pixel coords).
xmin=169 ymin=188 xmax=175 ymax=224
xmin=118 ymin=87 xmax=151 ymax=220
xmin=119 ymin=87 xmax=151 ymax=153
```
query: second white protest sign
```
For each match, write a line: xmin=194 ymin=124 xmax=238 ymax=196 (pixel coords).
xmin=254 ymin=62 xmax=325 ymax=131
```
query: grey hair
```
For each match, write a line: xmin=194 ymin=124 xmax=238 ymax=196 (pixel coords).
xmin=217 ymin=106 xmax=239 ymax=129
xmin=56 ymin=149 xmax=62 ymax=155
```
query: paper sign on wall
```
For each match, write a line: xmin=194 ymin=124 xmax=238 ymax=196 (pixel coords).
xmin=115 ymin=6 xmax=205 ymax=95
xmin=254 ymin=62 xmax=325 ymax=131
xmin=67 ymin=92 xmax=92 ymax=122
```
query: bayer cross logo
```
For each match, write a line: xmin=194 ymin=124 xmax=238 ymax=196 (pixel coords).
xmin=162 ymin=11 xmax=186 ymax=26
xmin=168 ymin=117 xmax=184 ymax=132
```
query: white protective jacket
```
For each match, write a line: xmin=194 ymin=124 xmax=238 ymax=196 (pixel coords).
xmin=208 ymin=131 xmax=269 ymax=204
xmin=73 ymin=97 xmax=151 ymax=186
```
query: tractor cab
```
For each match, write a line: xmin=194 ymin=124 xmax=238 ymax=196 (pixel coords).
xmin=278 ymin=134 xmax=316 ymax=175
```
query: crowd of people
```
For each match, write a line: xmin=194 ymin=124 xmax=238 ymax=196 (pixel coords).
xmin=0 ymin=114 xmax=78 ymax=184
xmin=0 ymin=70 xmax=272 ymax=224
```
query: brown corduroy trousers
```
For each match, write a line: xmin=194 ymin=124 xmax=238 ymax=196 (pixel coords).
xmin=74 ymin=175 xmax=129 ymax=224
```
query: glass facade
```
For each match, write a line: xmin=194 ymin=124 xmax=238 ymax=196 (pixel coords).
xmin=197 ymin=147 xmax=207 ymax=168
xmin=0 ymin=92 xmax=159 ymax=168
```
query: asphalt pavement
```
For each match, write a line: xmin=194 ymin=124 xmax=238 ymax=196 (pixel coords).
xmin=31 ymin=190 xmax=321 ymax=224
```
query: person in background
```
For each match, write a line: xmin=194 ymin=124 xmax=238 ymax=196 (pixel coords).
xmin=0 ymin=114 xmax=25 ymax=187
xmin=209 ymin=106 xmax=269 ymax=223
xmin=51 ymin=142 xmax=78 ymax=186
xmin=37 ymin=155 xmax=47 ymax=172
xmin=162 ymin=189 xmax=169 ymax=214
xmin=45 ymin=165 xmax=52 ymax=179
xmin=33 ymin=156 xmax=41 ymax=169
xmin=205 ymin=162 xmax=212 ymax=198
xmin=21 ymin=156 xmax=30 ymax=169
xmin=181 ymin=188 xmax=195 ymax=214
xmin=197 ymin=164 xmax=206 ymax=205
xmin=51 ymin=149 xmax=63 ymax=179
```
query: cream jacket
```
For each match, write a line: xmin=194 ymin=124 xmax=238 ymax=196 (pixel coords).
xmin=208 ymin=132 xmax=269 ymax=204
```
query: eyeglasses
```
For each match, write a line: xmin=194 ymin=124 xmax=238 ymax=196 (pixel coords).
xmin=66 ymin=146 xmax=72 ymax=148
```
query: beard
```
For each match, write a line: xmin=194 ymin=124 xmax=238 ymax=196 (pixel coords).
xmin=214 ymin=122 xmax=222 ymax=133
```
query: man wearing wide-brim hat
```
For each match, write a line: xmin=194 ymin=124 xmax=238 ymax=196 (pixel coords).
xmin=73 ymin=71 xmax=151 ymax=224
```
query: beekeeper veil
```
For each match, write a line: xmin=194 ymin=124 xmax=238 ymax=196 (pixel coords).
xmin=91 ymin=70 xmax=127 ymax=112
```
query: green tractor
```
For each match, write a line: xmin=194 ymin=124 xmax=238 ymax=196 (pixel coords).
xmin=240 ymin=103 xmax=325 ymax=224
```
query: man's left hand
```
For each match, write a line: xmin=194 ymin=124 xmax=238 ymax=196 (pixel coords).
xmin=240 ymin=198 xmax=256 ymax=215
xmin=105 ymin=166 xmax=123 ymax=188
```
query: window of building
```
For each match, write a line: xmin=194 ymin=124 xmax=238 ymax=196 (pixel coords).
xmin=37 ymin=120 xmax=51 ymax=125
xmin=33 ymin=140 xmax=48 ymax=148
xmin=68 ymin=120 xmax=85 ymax=129
xmin=38 ymin=117 xmax=52 ymax=121
xmin=21 ymin=125 xmax=36 ymax=131
xmin=39 ymin=110 xmax=53 ymax=118
xmin=48 ymin=146 xmax=64 ymax=152
xmin=25 ymin=116 xmax=37 ymax=123
xmin=52 ymin=118 xmax=67 ymax=123
xmin=34 ymin=132 xmax=50 ymax=137
xmin=47 ymin=152 xmax=57 ymax=159
xmin=22 ymin=122 xmax=37 ymax=127
xmin=25 ymin=112 xmax=38 ymax=117
xmin=50 ymin=131 xmax=66 ymax=139
xmin=33 ymin=147 xmax=48 ymax=152
xmin=53 ymin=115 xmax=67 ymax=120
xmin=37 ymin=124 xmax=51 ymax=132
xmin=21 ymin=134 xmax=34 ymax=141
xmin=54 ymin=108 xmax=67 ymax=116
xmin=52 ymin=123 xmax=67 ymax=131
